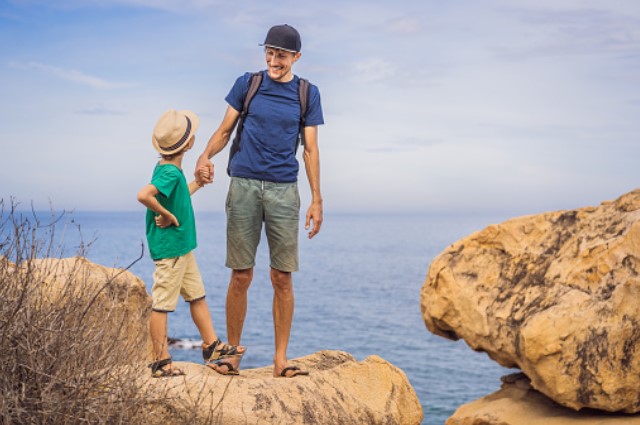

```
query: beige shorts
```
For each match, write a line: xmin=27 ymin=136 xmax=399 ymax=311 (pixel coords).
xmin=151 ymin=251 xmax=205 ymax=312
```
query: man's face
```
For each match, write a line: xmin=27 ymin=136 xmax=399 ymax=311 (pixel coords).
xmin=265 ymin=47 xmax=300 ymax=82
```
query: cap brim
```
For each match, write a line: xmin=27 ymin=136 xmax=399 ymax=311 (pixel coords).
xmin=259 ymin=43 xmax=298 ymax=53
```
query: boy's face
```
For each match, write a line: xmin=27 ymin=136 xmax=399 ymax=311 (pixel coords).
xmin=265 ymin=47 xmax=300 ymax=82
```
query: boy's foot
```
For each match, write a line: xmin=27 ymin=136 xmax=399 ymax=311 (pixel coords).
xmin=202 ymin=338 xmax=246 ymax=362
xmin=149 ymin=358 xmax=186 ymax=378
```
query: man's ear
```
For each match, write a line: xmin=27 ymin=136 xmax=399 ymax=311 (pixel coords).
xmin=293 ymin=52 xmax=302 ymax=62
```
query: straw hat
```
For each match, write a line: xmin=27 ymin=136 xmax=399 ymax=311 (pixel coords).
xmin=152 ymin=109 xmax=200 ymax=155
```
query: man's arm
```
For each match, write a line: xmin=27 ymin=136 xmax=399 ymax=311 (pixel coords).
xmin=302 ymin=125 xmax=322 ymax=239
xmin=195 ymin=105 xmax=241 ymax=184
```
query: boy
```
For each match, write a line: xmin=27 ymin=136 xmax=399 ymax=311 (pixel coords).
xmin=137 ymin=108 xmax=245 ymax=377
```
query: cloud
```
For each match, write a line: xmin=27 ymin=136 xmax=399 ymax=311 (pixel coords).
xmin=353 ymin=58 xmax=395 ymax=82
xmin=9 ymin=0 xmax=223 ymax=13
xmin=8 ymin=61 xmax=135 ymax=89
xmin=366 ymin=138 xmax=443 ymax=153
xmin=75 ymin=107 xmax=126 ymax=116
xmin=495 ymin=7 xmax=640 ymax=59
xmin=384 ymin=16 xmax=421 ymax=35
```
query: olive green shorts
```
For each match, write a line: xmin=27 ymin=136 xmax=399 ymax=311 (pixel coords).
xmin=225 ymin=177 xmax=300 ymax=272
xmin=151 ymin=251 xmax=205 ymax=312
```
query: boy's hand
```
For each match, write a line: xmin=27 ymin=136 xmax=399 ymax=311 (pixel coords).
xmin=195 ymin=166 xmax=212 ymax=187
xmin=155 ymin=213 xmax=179 ymax=228
xmin=196 ymin=156 xmax=214 ymax=185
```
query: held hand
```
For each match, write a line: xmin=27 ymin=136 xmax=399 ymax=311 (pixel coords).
xmin=155 ymin=213 xmax=179 ymax=228
xmin=195 ymin=166 xmax=212 ymax=187
xmin=305 ymin=202 xmax=323 ymax=239
xmin=195 ymin=156 xmax=214 ymax=185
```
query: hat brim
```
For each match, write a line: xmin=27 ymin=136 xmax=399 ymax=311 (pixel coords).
xmin=259 ymin=43 xmax=299 ymax=53
xmin=152 ymin=109 xmax=200 ymax=155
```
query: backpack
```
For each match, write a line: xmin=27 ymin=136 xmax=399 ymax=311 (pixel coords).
xmin=227 ymin=71 xmax=310 ymax=176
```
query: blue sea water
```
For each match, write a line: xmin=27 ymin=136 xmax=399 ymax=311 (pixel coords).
xmin=32 ymin=211 xmax=515 ymax=425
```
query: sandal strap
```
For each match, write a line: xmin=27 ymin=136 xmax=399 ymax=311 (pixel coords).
xmin=202 ymin=338 xmax=221 ymax=361
xmin=149 ymin=357 xmax=172 ymax=373
xmin=203 ymin=339 xmax=242 ymax=361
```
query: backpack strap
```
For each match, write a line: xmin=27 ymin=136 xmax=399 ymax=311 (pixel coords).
xmin=296 ymin=78 xmax=310 ymax=154
xmin=227 ymin=72 xmax=263 ymax=176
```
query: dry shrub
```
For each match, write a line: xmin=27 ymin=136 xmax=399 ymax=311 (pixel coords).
xmin=0 ymin=201 xmax=208 ymax=424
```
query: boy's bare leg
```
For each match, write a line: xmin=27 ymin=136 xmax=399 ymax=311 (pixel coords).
xmin=150 ymin=310 xmax=170 ymax=361
xmin=190 ymin=297 xmax=217 ymax=345
xmin=271 ymin=268 xmax=295 ymax=377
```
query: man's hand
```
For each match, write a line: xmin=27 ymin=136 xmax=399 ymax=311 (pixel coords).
xmin=155 ymin=213 xmax=179 ymax=228
xmin=195 ymin=155 xmax=214 ymax=185
xmin=305 ymin=201 xmax=323 ymax=239
xmin=195 ymin=166 xmax=211 ymax=187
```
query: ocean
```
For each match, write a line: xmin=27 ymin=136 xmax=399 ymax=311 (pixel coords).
xmin=37 ymin=210 xmax=514 ymax=425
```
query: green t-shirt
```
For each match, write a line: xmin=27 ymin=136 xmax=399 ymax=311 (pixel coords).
xmin=145 ymin=163 xmax=197 ymax=260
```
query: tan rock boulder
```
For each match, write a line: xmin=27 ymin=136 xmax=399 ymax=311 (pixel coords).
xmin=447 ymin=374 xmax=640 ymax=425
xmin=22 ymin=256 xmax=152 ymax=360
xmin=421 ymin=189 xmax=640 ymax=412
xmin=145 ymin=350 xmax=423 ymax=425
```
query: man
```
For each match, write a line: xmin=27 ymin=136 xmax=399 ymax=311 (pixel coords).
xmin=196 ymin=24 xmax=324 ymax=378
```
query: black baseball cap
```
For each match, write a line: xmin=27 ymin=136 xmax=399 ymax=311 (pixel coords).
xmin=260 ymin=24 xmax=301 ymax=53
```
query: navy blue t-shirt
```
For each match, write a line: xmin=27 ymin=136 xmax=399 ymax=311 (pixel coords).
xmin=225 ymin=70 xmax=324 ymax=183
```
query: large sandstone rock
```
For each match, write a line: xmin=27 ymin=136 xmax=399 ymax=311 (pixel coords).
xmin=421 ymin=189 xmax=640 ymax=412
xmin=145 ymin=350 xmax=423 ymax=425
xmin=23 ymin=256 xmax=151 ymax=359
xmin=447 ymin=374 xmax=640 ymax=425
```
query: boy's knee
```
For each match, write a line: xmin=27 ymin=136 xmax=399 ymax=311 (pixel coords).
xmin=188 ymin=296 xmax=206 ymax=306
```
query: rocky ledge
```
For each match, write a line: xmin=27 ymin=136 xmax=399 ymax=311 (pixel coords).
xmin=447 ymin=374 xmax=640 ymax=425
xmin=421 ymin=189 xmax=640 ymax=413
xmin=145 ymin=350 xmax=423 ymax=425
xmin=19 ymin=256 xmax=423 ymax=424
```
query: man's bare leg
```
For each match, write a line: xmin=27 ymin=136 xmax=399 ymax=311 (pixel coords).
xmin=211 ymin=268 xmax=253 ymax=374
xmin=271 ymin=267 xmax=302 ymax=377
xmin=226 ymin=268 xmax=253 ymax=345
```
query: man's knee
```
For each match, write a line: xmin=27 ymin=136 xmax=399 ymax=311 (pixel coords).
xmin=271 ymin=268 xmax=292 ymax=292
xmin=230 ymin=269 xmax=253 ymax=292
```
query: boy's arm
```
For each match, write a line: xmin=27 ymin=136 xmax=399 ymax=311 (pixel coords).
xmin=195 ymin=105 xmax=241 ymax=184
xmin=188 ymin=180 xmax=203 ymax=195
xmin=188 ymin=166 xmax=210 ymax=195
xmin=137 ymin=184 xmax=179 ymax=227
xmin=302 ymin=125 xmax=323 ymax=239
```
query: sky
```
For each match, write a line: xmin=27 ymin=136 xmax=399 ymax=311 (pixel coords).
xmin=1 ymin=0 xmax=639 ymax=215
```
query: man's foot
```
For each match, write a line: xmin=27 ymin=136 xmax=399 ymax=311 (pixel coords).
xmin=274 ymin=365 xmax=309 ymax=378
xmin=202 ymin=339 xmax=246 ymax=362
xmin=206 ymin=355 xmax=242 ymax=376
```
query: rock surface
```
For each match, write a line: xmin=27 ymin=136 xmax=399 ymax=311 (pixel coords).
xmin=421 ymin=190 xmax=640 ymax=412
xmin=22 ymin=258 xmax=423 ymax=423
xmin=145 ymin=350 xmax=424 ymax=425
xmin=447 ymin=374 xmax=640 ymax=425
xmin=25 ymin=256 xmax=151 ymax=358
